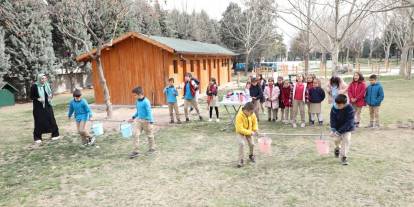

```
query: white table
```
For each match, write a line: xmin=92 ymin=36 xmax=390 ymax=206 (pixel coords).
xmin=220 ymin=97 xmax=252 ymax=126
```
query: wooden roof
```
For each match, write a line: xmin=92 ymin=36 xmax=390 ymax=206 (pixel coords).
xmin=76 ymin=32 xmax=236 ymax=62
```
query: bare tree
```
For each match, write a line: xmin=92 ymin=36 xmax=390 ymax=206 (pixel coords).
xmin=52 ymin=0 xmax=130 ymax=118
xmin=221 ymin=0 xmax=277 ymax=75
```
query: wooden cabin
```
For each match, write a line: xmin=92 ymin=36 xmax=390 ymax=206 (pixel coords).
xmin=77 ymin=32 xmax=236 ymax=105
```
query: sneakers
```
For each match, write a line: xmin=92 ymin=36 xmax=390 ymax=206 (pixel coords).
xmin=186 ymin=118 xmax=190 ymax=122
xmin=249 ymin=154 xmax=256 ymax=163
xmin=334 ymin=147 xmax=340 ymax=158
xmin=88 ymin=137 xmax=96 ymax=146
xmin=341 ymin=157 xmax=349 ymax=165
xmin=170 ymin=120 xmax=175 ymax=124
xmin=268 ymin=118 xmax=272 ymax=122
xmin=318 ymin=121 xmax=323 ymax=126
xmin=272 ymin=119 xmax=276 ymax=122
xmin=216 ymin=119 xmax=220 ymax=123
xmin=209 ymin=118 xmax=213 ymax=122
xmin=292 ymin=123 xmax=297 ymax=128
xmin=354 ymin=122 xmax=360 ymax=128
xmin=199 ymin=116 xmax=203 ymax=121
xmin=237 ymin=159 xmax=244 ymax=168
xmin=51 ymin=136 xmax=61 ymax=141
xmin=365 ymin=122 xmax=374 ymax=128
xmin=35 ymin=140 xmax=42 ymax=144
xmin=129 ymin=151 xmax=140 ymax=159
xmin=300 ymin=123 xmax=306 ymax=128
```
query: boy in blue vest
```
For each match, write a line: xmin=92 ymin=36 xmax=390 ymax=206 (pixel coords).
xmin=365 ymin=74 xmax=384 ymax=128
xmin=128 ymin=86 xmax=155 ymax=159
xmin=330 ymin=94 xmax=355 ymax=165
xmin=164 ymin=78 xmax=181 ymax=124
xmin=68 ymin=89 xmax=96 ymax=146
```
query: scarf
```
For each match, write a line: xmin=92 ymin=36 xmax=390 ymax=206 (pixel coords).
xmin=35 ymin=74 xmax=53 ymax=108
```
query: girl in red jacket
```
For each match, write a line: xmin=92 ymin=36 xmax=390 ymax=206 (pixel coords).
xmin=347 ymin=72 xmax=366 ymax=127
xmin=281 ymin=80 xmax=293 ymax=124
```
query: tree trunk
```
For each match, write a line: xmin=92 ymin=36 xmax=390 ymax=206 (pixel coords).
xmin=368 ymin=48 xmax=373 ymax=68
xmin=384 ymin=45 xmax=391 ymax=72
xmin=244 ymin=51 xmax=249 ymax=76
xmin=400 ymin=46 xmax=409 ymax=77
xmin=406 ymin=48 xmax=413 ymax=80
xmin=69 ymin=72 xmax=75 ymax=93
xmin=346 ymin=47 xmax=350 ymax=69
xmin=95 ymin=53 xmax=113 ymax=118
xmin=332 ymin=41 xmax=340 ymax=76
xmin=304 ymin=52 xmax=309 ymax=75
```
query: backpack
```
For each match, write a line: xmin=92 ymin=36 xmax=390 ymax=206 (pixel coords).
xmin=191 ymin=78 xmax=200 ymax=91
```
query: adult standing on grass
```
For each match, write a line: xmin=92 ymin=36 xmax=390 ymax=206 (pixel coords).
xmin=30 ymin=74 xmax=60 ymax=145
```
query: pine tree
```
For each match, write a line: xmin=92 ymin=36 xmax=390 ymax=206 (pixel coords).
xmin=1 ymin=0 xmax=57 ymax=97
xmin=0 ymin=26 xmax=10 ymax=80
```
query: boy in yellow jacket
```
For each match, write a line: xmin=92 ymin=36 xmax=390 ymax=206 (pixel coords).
xmin=235 ymin=102 xmax=259 ymax=168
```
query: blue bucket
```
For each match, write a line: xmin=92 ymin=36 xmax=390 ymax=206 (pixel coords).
xmin=91 ymin=122 xmax=104 ymax=136
xmin=120 ymin=122 xmax=133 ymax=139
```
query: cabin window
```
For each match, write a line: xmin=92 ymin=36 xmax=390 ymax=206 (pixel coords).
xmin=173 ymin=60 xmax=178 ymax=74
xmin=203 ymin=60 xmax=206 ymax=70
xmin=190 ymin=60 xmax=194 ymax=72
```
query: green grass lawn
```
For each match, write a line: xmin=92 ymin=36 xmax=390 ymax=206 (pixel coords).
xmin=0 ymin=78 xmax=413 ymax=206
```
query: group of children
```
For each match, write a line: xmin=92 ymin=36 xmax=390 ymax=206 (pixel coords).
xmin=244 ymin=73 xmax=384 ymax=129
xmin=67 ymin=71 xmax=384 ymax=165
xmin=236 ymin=72 xmax=385 ymax=166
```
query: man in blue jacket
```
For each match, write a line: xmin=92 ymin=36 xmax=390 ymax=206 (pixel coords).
xmin=365 ymin=74 xmax=384 ymax=128
xmin=330 ymin=94 xmax=355 ymax=165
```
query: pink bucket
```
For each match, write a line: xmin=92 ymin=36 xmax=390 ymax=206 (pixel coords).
xmin=258 ymin=137 xmax=272 ymax=155
xmin=315 ymin=140 xmax=329 ymax=155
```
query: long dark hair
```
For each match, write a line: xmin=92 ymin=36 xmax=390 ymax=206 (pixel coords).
xmin=330 ymin=76 xmax=341 ymax=87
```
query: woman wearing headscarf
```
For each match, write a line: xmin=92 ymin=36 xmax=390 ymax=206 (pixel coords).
xmin=30 ymin=74 xmax=60 ymax=144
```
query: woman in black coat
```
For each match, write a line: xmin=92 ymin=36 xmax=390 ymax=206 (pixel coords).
xmin=30 ymin=74 xmax=60 ymax=144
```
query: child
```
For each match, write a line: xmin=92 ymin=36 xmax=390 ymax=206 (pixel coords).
xmin=281 ymin=80 xmax=292 ymax=124
xmin=128 ymin=86 xmax=155 ymax=159
xmin=326 ymin=76 xmax=348 ymax=106
xmin=235 ymin=102 xmax=259 ymax=168
xmin=276 ymin=76 xmax=284 ymax=122
xmin=330 ymin=94 xmax=355 ymax=165
xmin=263 ymin=78 xmax=280 ymax=122
xmin=249 ymin=78 xmax=263 ymax=121
xmin=305 ymin=74 xmax=316 ymax=124
xmin=244 ymin=81 xmax=251 ymax=96
xmin=291 ymin=74 xmax=307 ymax=128
xmin=68 ymin=89 xmax=95 ymax=146
xmin=164 ymin=78 xmax=181 ymax=124
xmin=207 ymin=78 xmax=220 ymax=122
xmin=365 ymin=74 xmax=384 ymax=128
xmin=308 ymin=79 xmax=326 ymax=126
xmin=258 ymin=74 xmax=266 ymax=114
xmin=348 ymin=72 xmax=366 ymax=128
xmin=183 ymin=73 xmax=202 ymax=122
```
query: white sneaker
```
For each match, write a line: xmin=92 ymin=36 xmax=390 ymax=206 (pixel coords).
xmin=35 ymin=140 xmax=42 ymax=144
xmin=208 ymin=119 xmax=213 ymax=122
xmin=292 ymin=123 xmax=297 ymax=128
xmin=51 ymin=136 xmax=61 ymax=141
xmin=301 ymin=123 xmax=306 ymax=128
xmin=216 ymin=119 xmax=220 ymax=122
xmin=88 ymin=137 xmax=96 ymax=145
